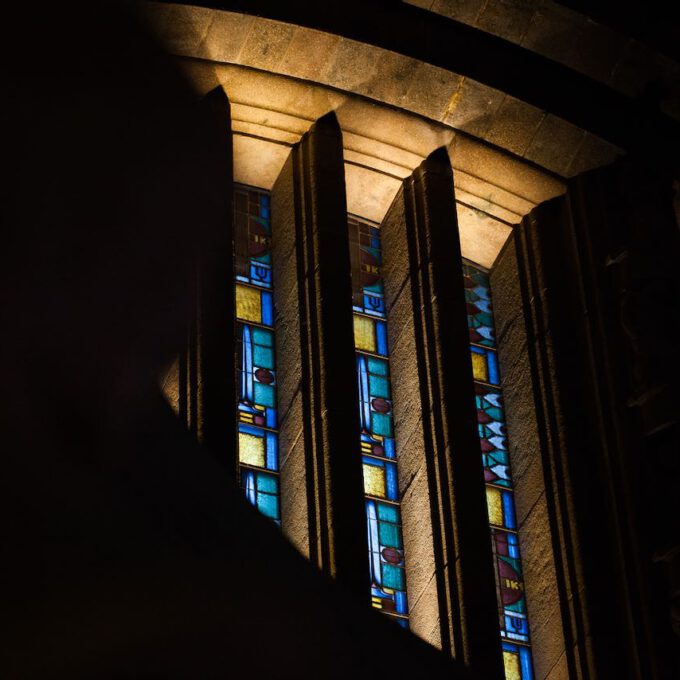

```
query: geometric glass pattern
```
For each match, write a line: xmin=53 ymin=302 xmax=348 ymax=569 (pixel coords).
xmin=349 ymin=216 xmax=409 ymax=628
xmin=463 ymin=262 xmax=534 ymax=680
xmin=234 ymin=186 xmax=280 ymax=524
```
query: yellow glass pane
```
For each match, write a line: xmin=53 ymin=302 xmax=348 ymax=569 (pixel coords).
xmin=503 ymin=651 xmax=521 ymax=680
xmin=239 ymin=431 xmax=265 ymax=467
xmin=354 ymin=314 xmax=375 ymax=352
xmin=363 ymin=463 xmax=386 ymax=498
xmin=486 ymin=486 xmax=503 ymax=526
xmin=236 ymin=284 xmax=261 ymax=323
xmin=471 ymin=351 xmax=488 ymax=382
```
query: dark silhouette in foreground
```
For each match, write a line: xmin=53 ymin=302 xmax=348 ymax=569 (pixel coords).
xmin=0 ymin=3 xmax=464 ymax=677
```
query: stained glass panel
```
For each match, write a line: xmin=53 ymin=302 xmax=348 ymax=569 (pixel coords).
xmin=463 ymin=263 xmax=534 ymax=679
xmin=350 ymin=217 xmax=409 ymax=628
xmin=235 ymin=186 xmax=280 ymax=525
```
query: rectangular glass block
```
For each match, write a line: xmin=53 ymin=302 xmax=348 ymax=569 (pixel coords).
xmin=377 ymin=502 xmax=399 ymax=523
xmin=353 ymin=314 xmax=375 ymax=352
xmin=256 ymin=471 xmax=278 ymax=494
xmin=252 ymin=327 xmax=273 ymax=347
xmin=261 ymin=291 xmax=273 ymax=326
xmin=381 ymin=563 xmax=405 ymax=590
xmin=253 ymin=345 xmax=274 ymax=369
xmin=369 ymin=374 xmax=390 ymax=399
xmin=371 ymin=411 xmax=393 ymax=437
xmin=503 ymin=649 xmax=521 ymax=680
xmin=265 ymin=431 xmax=278 ymax=471
xmin=471 ymin=346 xmax=489 ymax=383
xmin=236 ymin=284 xmax=261 ymax=324
xmin=254 ymin=381 xmax=275 ymax=408
xmin=257 ymin=491 xmax=279 ymax=520
xmin=378 ymin=520 xmax=402 ymax=549
xmin=375 ymin=320 xmax=388 ymax=355
xmin=367 ymin=356 xmax=389 ymax=376
xmin=385 ymin=461 xmax=398 ymax=501
xmin=239 ymin=430 xmax=265 ymax=468
xmin=363 ymin=461 xmax=386 ymax=498
xmin=486 ymin=486 xmax=504 ymax=526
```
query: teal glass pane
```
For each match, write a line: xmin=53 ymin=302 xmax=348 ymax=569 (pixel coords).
xmin=368 ymin=356 xmax=389 ymax=376
xmin=257 ymin=492 xmax=279 ymax=519
xmin=254 ymin=382 xmax=276 ymax=408
xmin=382 ymin=563 xmax=405 ymax=590
xmin=378 ymin=521 xmax=402 ymax=548
xmin=377 ymin=502 xmax=399 ymax=523
xmin=369 ymin=374 xmax=390 ymax=398
xmin=254 ymin=345 xmax=274 ymax=369
xmin=371 ymin=412 xmax=393 ymax=437
xmin=252 ymin=327 xmax=273 ymax=347
xmin=257 ymin=472 xmax=278 ymax=494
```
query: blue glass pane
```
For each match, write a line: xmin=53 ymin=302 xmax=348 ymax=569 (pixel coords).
xmin=261 ymin=291 xmax=274 ymax=326
xmin=265 ymin=432 xmax=278 ymax=470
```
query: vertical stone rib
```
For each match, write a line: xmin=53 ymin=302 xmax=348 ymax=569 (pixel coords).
xmin=382 ymin=147 xmax=503 ymax=676
xmin=273 ymin=112 xmax=369 ymax=599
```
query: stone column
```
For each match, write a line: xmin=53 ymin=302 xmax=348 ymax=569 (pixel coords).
xmin=513 ymin=159 xmax=680 ymax=680
xmin=272 ymin=112 xmax=369 ymax=600
xmin=176 ymin=87 xmax=236 ymax=470
xmin=381 ymin=147 xmax=504 ymax=678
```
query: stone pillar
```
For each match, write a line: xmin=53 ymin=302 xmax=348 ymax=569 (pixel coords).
xmin=491 ymin=238 xmax=567 ymax=680
xmin=173 ymin=87 xmax=236 ymax=470
xmin=513 ymin=159 xmax=680 ymax=680
xmin=272 ymin=112 xmax=369 ymax=600
xmin=381 ymin=147 xmax=504 ymax=678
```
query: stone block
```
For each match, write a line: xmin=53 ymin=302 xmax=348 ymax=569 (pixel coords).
xmin=486 ymin=95 xmax=545 ymax=157
xmin=278 ymin=27 xmax=341 ymax=82
xmin=524 ymin=114 xmax=585 ymax=176
xmin=402 ymin=62 xmax=463 ymax=122
xmin=431 ymin=0 xmax=486 ymax=26
xmin=475 ymin=0 xmax=539 ymax=44
xmin=238 ymin=18 xmax=296 ymax=72
xmin=444 ymin=78 xmax=505 ymax=138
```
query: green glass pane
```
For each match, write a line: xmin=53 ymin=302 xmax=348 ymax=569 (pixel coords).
xmin=367 ymin=356 xmax=388 ymax=376
xmin=257 ymin=472 xmax=278 ymax=494
xmin=254 ymin=345 xmax=274 ymax=369
xmin=382 ymin=563 xmax=405 ymax=590
xmin=371 ymin=412 xmax=393 ymax=437
xmin=254 ymin=382 xmax=275 ymax=408
xmin=257 ymin=492 xmax=279 ymax=520
xmin=378 ymin=521 xmax=402 ymax=549
xmin=369 ymin=375 xmax=390 ymax=399
xmin=252 ymin=327 xmax=273 ymax=347
xmin=377 ymin=502 xmax=399 ymax=523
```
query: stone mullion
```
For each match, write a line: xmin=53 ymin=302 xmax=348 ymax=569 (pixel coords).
xmin=175 ymin=87 xmax=235 ymax=465
xmin=382 ymin=147 xmax=504 ymax=677
xmin=272 ymin=112 xmax=369 ymax=600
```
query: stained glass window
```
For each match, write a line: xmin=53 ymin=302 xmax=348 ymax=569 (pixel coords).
xmin=234 ymin=186 xmax=280 ymax=524
xmin=463 ymin=263 xmax=534 ymax=680
xmin=349 ymin=216 xmax=409 ymax=628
